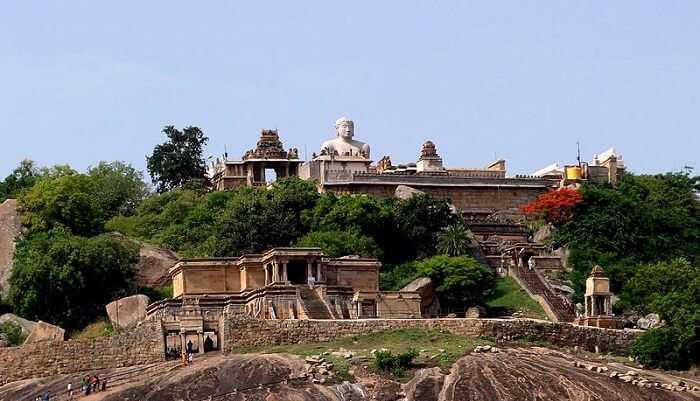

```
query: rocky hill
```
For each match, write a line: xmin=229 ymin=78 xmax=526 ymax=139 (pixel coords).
xmin=1 ymin=348 xmax=697 ymax=401
xmin=0 ymin=199 xmax=20 ymax=298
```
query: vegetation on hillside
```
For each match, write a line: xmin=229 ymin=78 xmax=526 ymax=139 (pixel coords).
xmin=2 ymin=160 xmax=147 ymax=331
xmin=523 ymin=172 xmax=700 ymax=369
xmin=486 ymin=276 xmax=547 ymax=320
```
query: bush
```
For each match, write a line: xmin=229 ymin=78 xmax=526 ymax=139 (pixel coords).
xmin=631 ymin=326 xmax=690 ymax=370
xmin=0 ymin=321 xmax=26 ymax=346
xmin=372 ymin=349 xmax=419 ymax=376
xmin=7 ymin=229 xmax=139 ymax=330
xmin=415 ymin=255 xmax=496 ymax=308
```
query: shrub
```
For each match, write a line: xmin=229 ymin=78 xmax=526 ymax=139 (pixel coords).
xmin=631 ymin=326 xmax=690 ymax=370
xmin=0 ymin=321 xmax=26 ymax=346
xmin=415 ymin=255 xmax=496 ymax=308
xmin=373 ymin=349 xmax=419 ymax=376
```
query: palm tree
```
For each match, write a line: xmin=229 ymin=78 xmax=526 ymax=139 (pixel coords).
xmin=436 ymin=223 xmax=473 ymax=256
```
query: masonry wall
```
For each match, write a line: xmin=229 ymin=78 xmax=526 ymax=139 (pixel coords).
xmin=0 ymin=320 xmax=165 ymax=385
xmin=221 ymin=317 xmax=640 ymax=355
xmin=326 ymin=184 xmax=546 ymax=211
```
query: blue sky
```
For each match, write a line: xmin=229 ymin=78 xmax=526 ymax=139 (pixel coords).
xmin=1 ymin=1 xmax=698 ymax=178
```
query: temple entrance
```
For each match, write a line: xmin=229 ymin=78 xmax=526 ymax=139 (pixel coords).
xmin=265 ymin=168 xmax=277 ymax=184
xmin=287 ymin=260 xmax=307 ymax=284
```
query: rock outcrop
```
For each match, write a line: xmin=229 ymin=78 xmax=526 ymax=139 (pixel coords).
xmin=400 ymin=277 xmax=441 ymax=318
xmin=136 ymin=242 xmax=178 ymax=288
xmin=23 ymin=321 xmax=65 ymax=344
xmin=105 ymin=294 xmax=150 ymax=330
xmin=0 ymin=313 xmax=36 ymax=336
xmin=108 ymin=233 xmax=178 ymax=289
xmin=637 ymin=313 xmax=664 ymax=330
xmin=0 ymin=199 xmax=20 ymax=297
xmin=402 ymin=367 xmax=445 ymax=401
xmin=464 ymin=306 xmax=487 ymax=318
xmin=394 ymin=185 xmax=425 ymax=200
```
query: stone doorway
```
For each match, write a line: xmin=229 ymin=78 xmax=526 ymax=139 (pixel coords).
xmin=287 ymin=260 xmax=306 ymax=284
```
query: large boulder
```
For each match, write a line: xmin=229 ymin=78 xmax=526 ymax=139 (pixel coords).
xmin=401 ymin=277 xmax=441 ymax=318
xmin=533 ymin=223 xmax=553 ymax=243
xmin=0 ymin=313 xmax=36 ymax=336
xmin=637 ymin=313 xmax=664 ymax=330
xmin=23 ymin=321 xmax=65 ymax=344
xmin=0 ymin=199 xmax=21 ymax=297
xmin=106 ymin=294 xmax=151 ymax=330
xmin=403 ymin=367 xmax=445 ymax=401
xmin=136 ymin=242 xmax=178 ymax=288
xmin=465 ymin=305 xmax=488 ymax=318
xmin=394 ymin=185 xmax=425 ymax=200
xmin=108 ymin=233 xmax=178 ymax=288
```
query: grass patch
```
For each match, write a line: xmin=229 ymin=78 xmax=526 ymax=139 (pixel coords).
xmin=237 ymin=328 xmax=493 ymax=372
xmin=72 ymin=320 xmax=119 ymax=339
xmin=486 ymin=276 xmax=548 ymax=320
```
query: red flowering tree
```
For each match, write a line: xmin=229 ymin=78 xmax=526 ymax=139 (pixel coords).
xmin=520 ymin=188 xmax=583 ymax=225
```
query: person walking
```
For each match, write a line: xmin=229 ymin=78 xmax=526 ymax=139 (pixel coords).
xmin=67 ymin=382 xmax=73 ymax=400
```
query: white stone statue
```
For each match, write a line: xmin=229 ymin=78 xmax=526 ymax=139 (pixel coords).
xmin=320 ymin=117 xmax=370 ymax=158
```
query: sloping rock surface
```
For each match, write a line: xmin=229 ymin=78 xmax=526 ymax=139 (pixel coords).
xmin=0 ymin=354 xmax=367 ymax=401
xmin=106 ymin=294 xmax=150 ymax=330
xmin=0 ymin=199 xmax=20 ymax=297
xmin=1 ymin=349 xmax=697 ymax=401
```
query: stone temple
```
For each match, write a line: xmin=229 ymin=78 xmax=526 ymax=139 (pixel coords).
xmin=147 ymin=247 xmax=420 ymax=353
xmin=162 ymin=116 xmax=628 ymax=353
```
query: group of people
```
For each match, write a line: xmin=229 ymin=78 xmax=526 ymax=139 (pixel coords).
xmin=33 ymin=374 xmax=107 ymax=401
xmin=166 ymin=339 xmax=196 ymax=365
xmin=80 ymin=374 xmax=106 ymax=396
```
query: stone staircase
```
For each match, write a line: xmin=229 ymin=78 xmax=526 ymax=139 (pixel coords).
xmin=512 ymin=263 xmax=576 ymax=322
xmin=298 ymin=286 xmax=333 ymax=319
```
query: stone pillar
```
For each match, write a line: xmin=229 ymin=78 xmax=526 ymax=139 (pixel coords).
xmin=179 ymin=332 xmax=186 ymax=353
xmin=307 ymin=261 xmax=313 ymax=283
xmin=198 ymin=331 xmax=204 ymax=354
xmin=282 ymin=262 xmax=288 ymax=283
xmin=316 ymin=264 xmax=322 ymax=282
xmin=264 ymin=265 xmax=269 ymax=285
xmin=273 ymin=262 xmax=279 ymax=283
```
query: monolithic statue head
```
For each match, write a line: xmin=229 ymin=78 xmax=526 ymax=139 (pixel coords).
xmin=335 ymin=116 xmax=354 ymax=140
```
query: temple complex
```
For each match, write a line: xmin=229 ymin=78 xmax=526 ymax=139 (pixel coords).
xmin=146 ymin=247 xmax=421 ymax=354
xmin=209 ymin=129 xmax=302 ymax=190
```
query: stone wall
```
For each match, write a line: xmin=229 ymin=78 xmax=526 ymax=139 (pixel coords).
xmin=0 ymin=320 xmax=165 ymax=385
xmin=326 ymin=184 xmax=547 ymax=212
xmin=222 ymin=317 xmax=640 ymax=355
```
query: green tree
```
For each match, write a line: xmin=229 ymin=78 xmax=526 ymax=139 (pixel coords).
xmin=296 ymin=230 xmax=381 ymax=258
xmin=0 ymin=159 xmax=40 ymax=202
xmin=415 ymin=255 xmax=495 ymax=308
xmin=146 ymin=126 xmax=209 ymax=193
xmin=437 ymin=223 xmax=473 ymax=256
xmin=88 ymin=161 xmax=149 ymax=217
xmin=7 ymin=229 xmax=138 ymax=330
xmin=19 ymin=174 xmax=104 ymax=236
xmin=395 ymin=194 xmax=457 ymax=261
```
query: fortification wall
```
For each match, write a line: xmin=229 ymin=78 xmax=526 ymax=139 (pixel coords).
xmin=222 ymin=317 xmax=640 ymax=355
xmin=0 ymin=321 xmax=165 ymax=385
xmin=325 ymin=184 xmax=546 ymax=211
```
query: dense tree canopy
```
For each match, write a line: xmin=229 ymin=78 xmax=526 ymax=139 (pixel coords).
xmin=415 ymin=255 xmax=496 ymax=308
xmin=7 ymin=229 xmax=138 ymax=330
xmin=88 ymin=161 xmax=149 ymax=217
xmin=0 ymin=160 xmax=40 ymax=202
xmin=146 ymin=126 xmax=209 ymax=193
xmin=546 ymin=171 xmax=700 ymax=369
